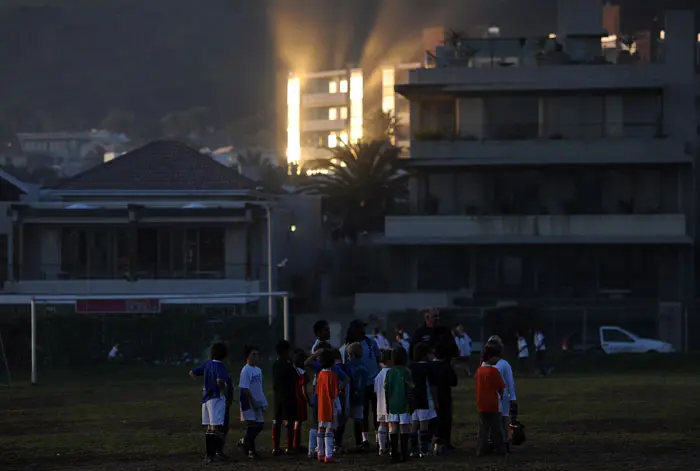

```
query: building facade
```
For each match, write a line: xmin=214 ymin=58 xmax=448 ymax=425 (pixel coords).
xmin=286 ymin=63 xmax=421 ymax=170
xmin=2 ymin=140 xmax=322 ymax=312
xmin=356 ymin=1 xmax=698 ymax=351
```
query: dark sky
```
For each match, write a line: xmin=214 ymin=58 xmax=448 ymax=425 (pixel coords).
xmin=0 ymin=0 xmax=697 ymax=138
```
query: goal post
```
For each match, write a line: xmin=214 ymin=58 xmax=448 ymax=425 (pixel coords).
xmin=29 ymin=291 xmax=290 ymax=385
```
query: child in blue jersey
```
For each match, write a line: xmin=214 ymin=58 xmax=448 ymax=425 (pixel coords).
xmin=189 ymin=342 xmax=233 ymax=463
xmin=344 ymin=342 xmax=369 ymax=450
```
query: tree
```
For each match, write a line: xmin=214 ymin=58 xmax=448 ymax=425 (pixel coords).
xmin=100 ymin=109 xmax=134 ymax=134
xmin=297 ymin=140 xmax=408 ymax=241
xmin=236 ymin=149 xmax=288 ymax=189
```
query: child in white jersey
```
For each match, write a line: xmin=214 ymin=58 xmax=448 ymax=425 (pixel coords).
xmin=516 ymin=332 xmax=529 ymax=373
xmin=238 ymin=345 xmax=268 ymax=460
xmin=374 ymin=350 xmax=392 ymax=456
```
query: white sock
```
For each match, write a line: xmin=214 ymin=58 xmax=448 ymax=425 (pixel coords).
xmin=378 ymin=425 xmax=388 ymax=451
xmin=325 ymin=431 xmax=335 ymax=459
xmin=317 ymin=431 xmax=325 ymax=457
xmin=309 ymin=429 xmax=317 ymax=454
xmin=362 ymin=432 xmax=369 ymax=442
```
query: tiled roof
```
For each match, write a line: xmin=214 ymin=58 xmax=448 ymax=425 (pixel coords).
xmin=52 ymin=140 xmax=260 ymax=191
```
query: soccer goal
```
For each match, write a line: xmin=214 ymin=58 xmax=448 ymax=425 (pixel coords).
xmin=27 ymin=291 xmax=290 ymax=385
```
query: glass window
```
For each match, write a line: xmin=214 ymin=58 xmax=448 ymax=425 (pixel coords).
xmin=340 ymin=107 xmax=348 ymax=120
xmin=328 ymin=108 xmax=337 ymax=120
xmin=115 ymin=229 xmax=129 ymax=276
xmin=60 ymin=229 xmax=87 ymax=278
xmin=199 ymin=228 xmax=225 ymax=275
xmin=137 ymin=228 xmax=158 ymax=277
xmin=328 ymin=80 xmax=337 ymax=94
xmin=328 ymin=133 xmax=338 ymax=148
xmin=157 ymin=229 xmax=172 ymax=276
xmin=185 ymin=228 xmax=198 ymax=274
xmin=89 ymin=230 xmax=112 ymax=278
xmin=339 ymin=79 xmax=348 ymax=93
xmin=602 ymin=329 xmax=634 ymax=343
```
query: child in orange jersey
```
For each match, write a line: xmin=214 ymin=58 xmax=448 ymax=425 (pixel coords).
xmin=475 ymin=345 xmax=506 ymax=457
xmin=316 ymin=349 xmax=342 ymax=463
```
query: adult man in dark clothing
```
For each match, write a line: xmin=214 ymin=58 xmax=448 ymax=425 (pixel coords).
xmin=410 ymin=308 xmax=458 ymax=361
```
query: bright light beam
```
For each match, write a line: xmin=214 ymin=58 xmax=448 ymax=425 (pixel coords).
xmin=286 ymin=75 xmax=301 ymax=167
xmin=349 ymin=69 xmax=363 ymax=143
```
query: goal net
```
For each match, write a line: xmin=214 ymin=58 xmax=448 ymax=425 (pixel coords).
xmin=2 ymin=292 xmax=289 ymax=385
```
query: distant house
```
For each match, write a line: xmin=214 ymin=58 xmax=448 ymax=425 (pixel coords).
xmin=16 ymin=130 xmax=131 ymax=177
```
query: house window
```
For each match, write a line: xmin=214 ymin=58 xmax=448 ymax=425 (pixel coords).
xmin=60 ymin=229 xmax=88 ymax=278
xmin=155 ymin=227 xmax=225 ymax=278
xmin=340 ymin=107 xmax=348 ymax=120
xmin=328 ymin=80 xmax=338 ymax=94
xmin=328 ymin=108 xmax=338 ymax=120
xmin=339 ymin=79 xmax=348 ymax=93
xmin=199 ymin=228 xmax=225 ymax=274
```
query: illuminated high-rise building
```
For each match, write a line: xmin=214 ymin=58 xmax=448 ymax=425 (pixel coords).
xmin=285 ymin=63 xmax=420 ymax=171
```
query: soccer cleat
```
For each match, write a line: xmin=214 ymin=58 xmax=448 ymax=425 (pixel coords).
xmin=317 ymin=455 xmax=326 ymax=462
xmin=378 ymin=449 xmax=386 ymax=457
xmin=237 ymin=438 xmax=249 ymax=456
xmin=324 ymin=457 xmax=342 ymax=463
xmin=248 ymin=450 xmax=261 ymax=460
xmin=214 ymin=451 xmax=230 ymax=461
xmin=272 ymin=448 xmax=284 ymax=456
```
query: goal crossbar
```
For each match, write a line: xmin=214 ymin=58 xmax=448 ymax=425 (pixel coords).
xmin=28 ymin=291 xmax=290 ymax=385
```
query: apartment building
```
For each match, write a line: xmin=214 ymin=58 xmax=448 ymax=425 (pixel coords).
xmin=357 ymin=1 xmax=698 ymax=350
xmin=286 ymin=63 xmax=420 ymax=170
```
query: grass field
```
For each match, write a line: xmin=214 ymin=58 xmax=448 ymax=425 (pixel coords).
xmin=1 ymin=358 xmax=700 ymax=471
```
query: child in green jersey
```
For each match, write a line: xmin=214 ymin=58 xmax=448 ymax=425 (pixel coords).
xmin=384 ymin=347 xmax=413 ymax=463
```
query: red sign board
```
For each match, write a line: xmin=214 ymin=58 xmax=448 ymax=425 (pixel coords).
xmin=75 ymin=299 xmax=161 ymax=314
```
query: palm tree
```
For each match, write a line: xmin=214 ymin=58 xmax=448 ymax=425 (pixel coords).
xmin=298 ymin=140 xmax=408 ymax=241
xmin=364 ymin=109 xmax=399 ymax=143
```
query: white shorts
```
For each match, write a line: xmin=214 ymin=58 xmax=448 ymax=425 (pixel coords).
xmin=348 ymin=405 xmax=363 ymax=420
xmin=240 ymin=408 xmax=265 ymax=423
xmin=412 ymin=408 xmax=437 ymax=422
xmin=387 ymin=413 xmax=412 ymax=425
xmin=202 ymin=397 xmax=227 ymax=426
xmin=318 ymin=419 xmax=338 ymax=430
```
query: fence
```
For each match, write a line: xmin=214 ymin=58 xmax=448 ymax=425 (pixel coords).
xmin=0 ymin=292 xmax=290 ymax=383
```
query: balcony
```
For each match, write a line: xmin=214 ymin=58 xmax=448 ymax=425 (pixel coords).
xmin=382 ymin=214 xmax=689 ymax=244
xmin=300 ymin=119 xmax=347 ymax=133
xmin=408 ymin=136 xmax=690 ymax=165
xmin=5 ymin=263 xmax=265 ymax=296
xmin=398 ymin=37 xmax=674 ymax=95
xmin=301 ymin=92 xmax=348 ymax=108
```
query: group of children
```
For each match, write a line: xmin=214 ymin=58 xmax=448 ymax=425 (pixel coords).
xmin=188 ymin=331 xmax=522 ymax=464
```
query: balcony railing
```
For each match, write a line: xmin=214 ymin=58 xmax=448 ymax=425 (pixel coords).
xmin=384 ymin=214 xmax=688 ymax=240
xmin=413 ymin=121 xmax=664 ymax=141
xmin=25 ymin=263 xmax=267 ymax=282
xmin=423 ymin=36 xmax=661 ymax=69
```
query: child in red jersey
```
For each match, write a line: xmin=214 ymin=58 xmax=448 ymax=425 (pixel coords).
xmin=292 ymin=349 xmax=310 ymax=452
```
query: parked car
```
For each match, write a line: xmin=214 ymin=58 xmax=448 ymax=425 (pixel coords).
xmin=599 ymin=326 xmax=675 ymax=354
